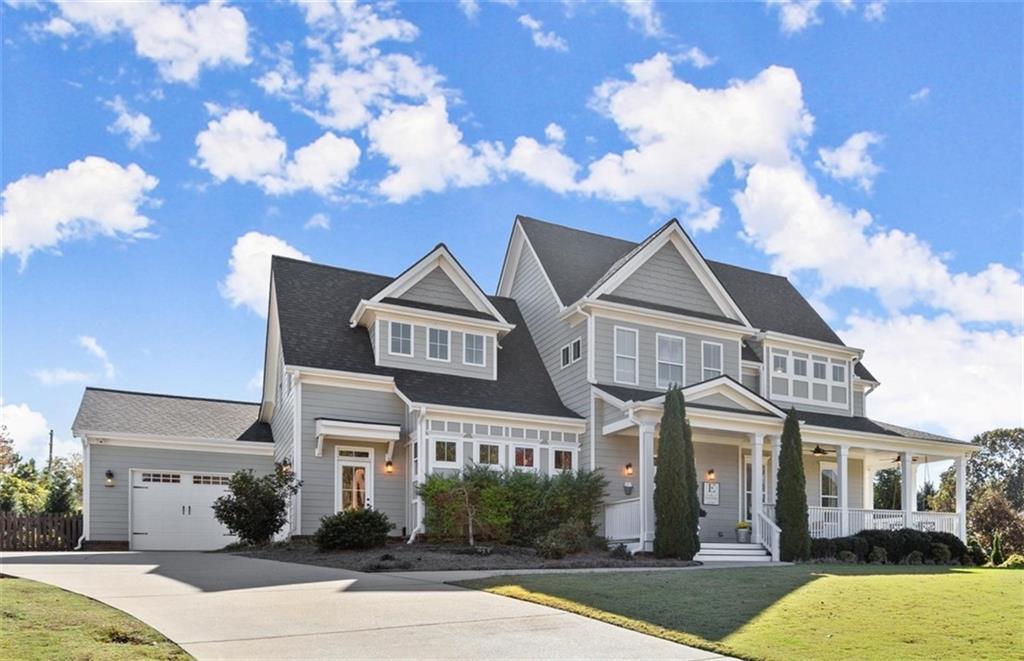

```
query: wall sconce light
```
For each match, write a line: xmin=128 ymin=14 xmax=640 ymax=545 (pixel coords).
xmin=624 ymin=462 xmax=634 ymax=476
xmin=706 ymin=468 xmax=716 ymax=481
xmin=280 ymin=459 xmax=293 ymax=474
xmin=385 ymin=460 xmax=394 ymax=474
xmin=104 ymin=470 xmax=115 ymax=487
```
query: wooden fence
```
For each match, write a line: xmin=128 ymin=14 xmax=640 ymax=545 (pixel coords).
xmin=1 ymin=512 xmax=83 ymax=551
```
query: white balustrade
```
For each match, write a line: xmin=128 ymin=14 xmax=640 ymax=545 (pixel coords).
xmin=911 ymin=511 xmax=958 ymax=535
xmin=604 ymin=498 xmax=641 ymax=541
xmin=763 ymin=503 xmax=776 ymax=522
xmin=808 ymin=506 xmax=843 ymax=539
xmin=756 ymin=511 xmax=781 ymax=561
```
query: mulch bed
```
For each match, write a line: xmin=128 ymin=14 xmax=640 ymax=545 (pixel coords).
xmin=228 ymin=538 xmax=700 ymax=572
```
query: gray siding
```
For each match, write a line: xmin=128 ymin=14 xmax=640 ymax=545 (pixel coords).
xmin=87 ymin=444 xmax=273 ymax=542
xmin=853 ymin=390 xmax=865 ymax=417
xmin=399 ymin=267 xmax=474 ymax=310
xmin=741 ymin=370 xmax=760 ymax=394
xmin=691 ymin=393 xmax=743 ymax=410
xmin=300 ymin=384 xmax=408 ymax=533
xmin=694 ymin=441 xmax=741 ymax=542
xmin=377 ymin=322 xmax=494 ymax=380
xmin=593 ymin=316 xmax=740 ymax=389
xmin=271 ymin=349 xmax=294 ymax=465
xmin=596 ymin=431 xmax=637 ymax=505
xmin=803 ymin=454 xmax=864 ymax=509
xmin=610 ymin=243 xmax=724 ymax=317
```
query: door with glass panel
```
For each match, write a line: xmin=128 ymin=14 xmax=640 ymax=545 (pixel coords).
xmin=337 ymin=448 xmax=373 ymax=511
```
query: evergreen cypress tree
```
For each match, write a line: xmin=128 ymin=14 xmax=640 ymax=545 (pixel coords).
xmin=44 ymin=467 xmax=75 ymax=514
xmin=654 ymin=386 xmax=686 ymax=557
xmin=680 ymin=406 xmax=701 ymax=559
xmin=776 ymin=408 xmax=811 ymax=561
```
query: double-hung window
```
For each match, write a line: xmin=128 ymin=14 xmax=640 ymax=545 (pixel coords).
xmin=464 ymin=333 xmax=485 ymax=366
xmin=390 ymin=321 xmax=412 ymax=356
xmin=702 ymin=342 xmax=723 ymax=381
xmin=614 ymin=327 xmax=638 ymax=384
xmin=820 ymin=462 xmax=839 ymax=507
xmin=427 ymin=328 xmax=449 ymax=361
xmin=656 ymin=334 xmax=684 ymax=388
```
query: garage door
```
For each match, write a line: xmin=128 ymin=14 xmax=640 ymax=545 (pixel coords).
xmin=130 ymin=470 xmax=238 ymax=551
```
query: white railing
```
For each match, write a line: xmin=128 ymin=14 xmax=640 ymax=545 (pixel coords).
xmin=756 ymin=511 xmax=781 ymax=561
xmin=604 ymin=498 xmax=641 ymax=541
xmin=911 ymin=511 xmax=958 ymax=535
xmin=763 ymin=503 xmax=776 ymax=522
xmin=808 ymin=506 xmax=842 ymax=539
xmin=848 ymin=508 xmax=905 ymax=533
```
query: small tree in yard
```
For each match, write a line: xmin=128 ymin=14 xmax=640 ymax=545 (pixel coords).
xmin=213 ymin=464 xmax=300 ymax=546
xmin=777 ymin=409 xmax=811 ymax=561
xmin=654 ymin=386 xmax=700 ymax=559
xmin=44 ymin=466 xmax=76 ymax=513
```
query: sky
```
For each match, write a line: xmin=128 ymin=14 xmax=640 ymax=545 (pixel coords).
xmin=2 ymin=0 xmax=1022 ymax=470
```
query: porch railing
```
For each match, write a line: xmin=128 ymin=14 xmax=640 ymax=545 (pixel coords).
xmin=803 ymin=507 xmax=958 ymax=537
xmin=604 ymin=498 xmax=640 ymax=541
xmin=911 ymin=511 xmax=958 ymax=535
xmin=808 ymin=506 xmax=842 ymax=539
xmin=763 ymin=503 xmax=776 ymax=522
xmin=848 ymin=508 xmax=905 ymax=532
xmin=756 ymin=511 xmax=781 ymax=561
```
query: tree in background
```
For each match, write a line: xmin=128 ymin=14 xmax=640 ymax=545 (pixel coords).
xmin=776 ymin=409 xmax=810 ymax=561
xmin=0 ymin=457 xmax=47 ymax=513
xmin=43 ymin=465 xmax=75 ymax=513
xmin=0 ymin=426 xmax=19 ymax=472
xmin=916 ymin=480 xmax=936 ymax=511
xmin=967 ymin=486 xmax=1024 ymax=556
xmin=966 ymin=428 xmax=1023 ymax=510
xmin=654 ymin=386 xmax=699 ymax=559
xmin=930 ymin=466 xmax=957 ymax=512
xmin=874 ymin=468 xmax=902 ymax=510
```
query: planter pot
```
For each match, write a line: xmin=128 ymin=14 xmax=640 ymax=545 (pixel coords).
xmin=736 ymin=528 xmax=751 ymax=543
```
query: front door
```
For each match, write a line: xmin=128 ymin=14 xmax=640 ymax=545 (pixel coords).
xmin=336 ymin=447 xmax=373 ymax=512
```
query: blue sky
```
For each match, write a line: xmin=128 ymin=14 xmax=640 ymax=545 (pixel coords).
xmin=2 ymin=0 xmax=1022 ymax=463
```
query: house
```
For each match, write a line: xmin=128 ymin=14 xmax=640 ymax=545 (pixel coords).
xmin=72 ymin=215 xmax=975 ymax=559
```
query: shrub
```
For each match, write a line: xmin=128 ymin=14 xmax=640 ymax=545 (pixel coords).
xmin=313 ymin=508 xmax=393 ymax=551
xmin=905 ymin=550 xmax=924 ymax=565
xmin=834 ymin=535 xmax=870 ymax=562
xmin=990 ymin=531 xmax=1005 ymax=566
xmin=927 ymin=531 xmax=967 ymax=563
xmin=535 ymin=519 xmax=593 ymax=559
xmin=966 ymin=537 xmax=988 ymax=566
xmin=810 ymin=537 xmax=837 ymax=559
xmin=609 ymin=543 xmax=633 ymax=560
xmin=868 ymin=546 xmax=887 ymax=564
xmin=777 ymin=409 xmax=810 ymax=561
xmin=969 ymin=487 xmax=1024 ymax=556
xmin=838 ymin=550 xmax=857 ymax=563
xmin=999 ymin=553 xmax=1024 ymax=568
xmin=212 ymin=465 xmax=300 ymax=545
xmin=931 ymin=542 xmax=951 ymax=565
xmin=43 ymin=467 xmax=76 ymax=514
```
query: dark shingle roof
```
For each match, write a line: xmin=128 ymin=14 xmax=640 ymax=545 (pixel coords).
xmin=273 ymin=256 xmax=580 ymax=419
xmin=593 ymin=383 xmax=777 ymax=418
xmin=73 ymin=388 xmax=272 ymax=442
xmin=796 ymin=410 xmax=967 ymax=445
xmin=599 ymin=294 xmax=742 ymax=326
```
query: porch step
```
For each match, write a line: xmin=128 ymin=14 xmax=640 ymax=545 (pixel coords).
xmin=696 ymin=553 xmax=773 ymax=563
xmin=695 ymin=542 xmax=772 ymax=563
xmin=698 ymin=542 xmax=762 ymax=551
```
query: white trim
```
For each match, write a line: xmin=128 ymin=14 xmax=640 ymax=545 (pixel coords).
xmin=350 ymin=301 xmax=515 ymax=335
xmin=373 ymin=319 xmax=381 ymax=365
xmin=472 ymin=439 xmax=506 ymax=470
xmin=497 ymin=219 xmax=565 ymax=308
xmin=426 ymin=327 xmax=451 ymax=362
xmin=547 ymin=444 xmax=577 ymax=476
xmin=613 ymin=325 xmax=639 ymax=385
xmin=768 ymin=347 xmax=848 ymax=410
xmin=83 ymin=433 xmax=274 ymax=456
xmin=314 ymin=419 xmax=402 ymax=458
xmin=701 ymin=340 xmax=724 ymax=382
xmin=289 ymin=365 xmax=396 ymax=392
xmin=655 ymin=332 xmax=685 ymax=389
xmin=82 ymin=438 xmax=91 ymax=541
xmin=510 ymin=442 xmax=540 ymax=472
xmin=761 ymin=331 xmax=863 ymax=360
xmin=560 ymin=337 xmax=583 ymax=369
xmin=463 ymin=332 xmax=486 ymax=367
xmin=293 ymin=380 xmax=302 ymax=535
xmin=586 ymin=312 xmax=596 ymax=384
xmin=819 ymin=460 xmax=839 ymax=508
xmin=577 ymin=299 xmax=751 ymax=340
xmin=388 ymin=320 xmax=414 ymax=357
xmin=431 ymin=437 xmax=463 ymax=470
xmin=394 ymin=396 xmax=586 ymax=430
xmin=334 ymin=446 xmax=375 ymax=512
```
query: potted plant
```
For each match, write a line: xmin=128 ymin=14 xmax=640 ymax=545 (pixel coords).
xmin=736 ymin=520 xmax=751 ymax=543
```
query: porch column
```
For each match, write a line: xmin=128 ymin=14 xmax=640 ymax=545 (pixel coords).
xmin=863 ymin=463 xmax=874 ymax=510
xmin=751 ymin=433 xmax=764 ymax=541
xmin=838 ymin=444 xmax=850 ymax=536
xmin=770 ymin=436 xmax=781 ymax=505
xmin=901 ymin=451 xmax=914 ymax=528
xmin=955 ymin=454 xmax=967 ymax=541
xmin=638 ymin=422 xmax=656 ymax=550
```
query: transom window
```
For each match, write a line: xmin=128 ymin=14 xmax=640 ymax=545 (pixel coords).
xmin=428 ymin=328 xmax=450 ymax=361
xmin=434 ymin=440 xmax=458 ymax=465
xmin=702 ymin=342 xmax=723 ymax=381
xmin=614 ymin=327 xmax=638 ymax=384
xmin=464 ymin=333 xmax=485 ymax=366
xmin=513 ymin=446 xmax=536 ymax=470
xmin=477 ymin=443 xmax=502 ymax=466
xmin=390 ymin=322 xmax=412 ymax=356
xmin=656 ymin=334 xmax=684 ymax=388
xmin=770 ymin=348 xmax=849 ymax=408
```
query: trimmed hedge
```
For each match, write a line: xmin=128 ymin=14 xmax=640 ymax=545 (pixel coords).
xmin=313 ymin=508 xmax=393 ymax=551
xmin=809 ymin=528 xmax=969 ymax=564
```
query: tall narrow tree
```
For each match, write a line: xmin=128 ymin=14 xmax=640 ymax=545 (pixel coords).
xmin=654 ymin=386 xmax=700 ymax=559
xmin=776 ymin=408 xmax=810 ymax=561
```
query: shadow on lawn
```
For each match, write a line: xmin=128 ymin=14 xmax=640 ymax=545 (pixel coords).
xmin=467 ymin=564 xmax=974 ymax=644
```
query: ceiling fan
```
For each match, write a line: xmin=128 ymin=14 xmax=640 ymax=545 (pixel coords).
xmin=811 ymin=445 xmax=831 ymax=456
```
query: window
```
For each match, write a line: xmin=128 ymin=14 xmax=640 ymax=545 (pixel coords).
xmin=552 ymin=449 xmax=573 ymax=473
xmin=427 ymin=328 xmax=449 ymax=361
xmin=477 ymin=442 xmax=502 ymax=467
xmin=770 ymin=348 xmax=850 ymax=409
xmin=512 ymin=445 xmax=536 ymax=470
xmin=193 ymin=474 xmax=230 ymax=485
xmin=820 ymin=462 xmax=839 ymax=507
xmin=561 ymin=345 xmax=571 ymax=368
xmin=141 ymin=472 xmax=180 ymax=483
xmin=614 ymin=327 xmax=638 ymax=384
xmin=702 ymin=342 xmax=723 ymax=381
xmin=773 ymin=353 xmax=787 ymax=374
xmin=464 ymin=333 xmax=485 ymax=366
xmin=434 ymin=440 xmax=459 ymax=467
xmin=832 ymin=363 xmax=846 ymax=383
xmin=813 ymin=361 xmax=827 ymax=380
xmin=561 ymin=337 xmax=583 ymax=368
xmin=793 ymin=357 xmax=808 ymax=377
xmin=656 ymin=334 xmax=684 ymax=388
xmin=390 ymin=322 xmax=412 ymax=356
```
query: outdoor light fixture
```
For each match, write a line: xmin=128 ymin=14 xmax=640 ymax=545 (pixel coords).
xmin=706 ymin=468 xmax=716 ymax=481
xmin=811 ymin=445 xmax=827 ymax=456
xmin=104 ymin=470 xmax=115 ymax=487
xmin=624 ymin=462 xmax=634 ymax=476
xmin=385 ymin=460 xmax=394 ymax=474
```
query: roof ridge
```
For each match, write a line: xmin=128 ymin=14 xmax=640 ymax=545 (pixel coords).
xmin=707 ymin=258 xmax=788 ymax=280
xmin=517 ymin=214 xmax=638 ymax=246
xmin=273 ymin=255 xmax=394 ymax=282
xmin=84 ymin=387 xmax=259 ymax=407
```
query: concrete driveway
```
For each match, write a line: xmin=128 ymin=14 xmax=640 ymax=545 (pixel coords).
xmin=1 ymin=551 xmax=729 ymax=660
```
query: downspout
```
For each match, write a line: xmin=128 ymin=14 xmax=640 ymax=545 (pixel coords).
xmin=74 ymin=436 xmax=89 ymax=550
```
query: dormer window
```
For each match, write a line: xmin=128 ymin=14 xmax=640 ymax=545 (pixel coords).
xmin=390 ymin=322 xmax=412 ymax=356
xmin=770 ymin=348 xmax=850 ymax=409
xmin=428 ymin=328 xmax=450 ymax=361
xmin=464 ymin=333 xmax=485 ymax=366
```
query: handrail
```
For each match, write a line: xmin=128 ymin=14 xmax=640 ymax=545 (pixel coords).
xmin=756 ymin=511 xmax=781 ymax=562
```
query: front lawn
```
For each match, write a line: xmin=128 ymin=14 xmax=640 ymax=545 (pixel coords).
xmin=459 ymin=565 xmax=1022 ymax=660
xmin=0 ymin=575 xmax=191 ymax=660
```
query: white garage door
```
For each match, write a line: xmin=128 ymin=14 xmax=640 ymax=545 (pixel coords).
xmin=130 ymin=470 xmax=238 ymax=551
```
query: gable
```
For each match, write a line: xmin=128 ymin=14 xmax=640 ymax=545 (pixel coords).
xmin=689 ymin=392 xmax=749 ymax=410
xmin=684 ymin=378 xmax=784 ymax=417
xmin=611 ymin=243 xmax=726 ymax=317
xmin=397 ymin=266 xmax=475 ymax=311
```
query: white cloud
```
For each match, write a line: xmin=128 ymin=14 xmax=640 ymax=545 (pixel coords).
xmin=368 ymin=96 xmax=504 ymax=202
xmin=43 ymin=16 xmax=75 ymax=37
xmin=863 ymin=1 xmax=886 ymax=22
xmin=304 ymin=212 xmax=331 ymax=230
xmin=766 ymin=0 xmax=822 ymax=34
xmin=816 ymin=131 xmax=883 ymax=192
xmin=518 ymin=14 xmax=568 ymax=52
xmin=294 ymin=0 xmax=418 ymax=62
xmin=613 ymin=0 xmax=665 ymax=37
xmin=544 ymin=122 xmax=566 ymax=144
xmin=220 ymin=232 xmax=310 ymax=316
xmin=79 ymin=336 xmax=115 ymax=379
xmin=676 ymin=46 xmax=716 ymax=69
xmin=32 ymin=368 xmax=91 ymax=386
xmin=0 ymin=400 xmax=78 ymax=463
xmin=685 ymin=206 xmax=722 ymax=233
xmin=1 ymin=156 xmax=158 ymax=267
xmin=733 ymin=161 xmax=1024 ymax=324
xmin=458 ymin=0 xmax=480 ymax=20
xmin=193 ymin=108 xmax=360 ymax=196
xmin=506 ymin=135 xmax=580 ymax=194
xmin=842 ymin=314 xmax=1023 ymax=439
xmin=49 ymin=0 xmax=250 ymax=83
xmin=104 ymin=96 xmax=159 ymax=149
xmin=576 ymin=54 xmax=813 ymax=213
xmin=909 ymin=86 xmax=930 ymax=102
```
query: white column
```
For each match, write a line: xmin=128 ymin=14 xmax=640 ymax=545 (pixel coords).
xmin=901 ymin=451 xmax=914 ymax=527
xmin=770 ymin=436 xmax=781 ymax=506
xmin=863 ymin=463 xmax=874 ymax=510
xmin=911 ymin=461 xmax=919 ymax=512
xmin=838 ymin=444 xmax=850 ymax=536
xmin=751 ymin=433 xmax=764 ymax=542
xmin=955 ymin=454 xmax=967 ymax=541
xmin=638 ymin=422 xmax=656 ymax=551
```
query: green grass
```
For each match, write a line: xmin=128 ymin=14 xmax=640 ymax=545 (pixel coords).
xmin=460 ymin=565 xmax=1024 ymax=660
xmin=0 ymin=575 xmax=192 ymax=660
